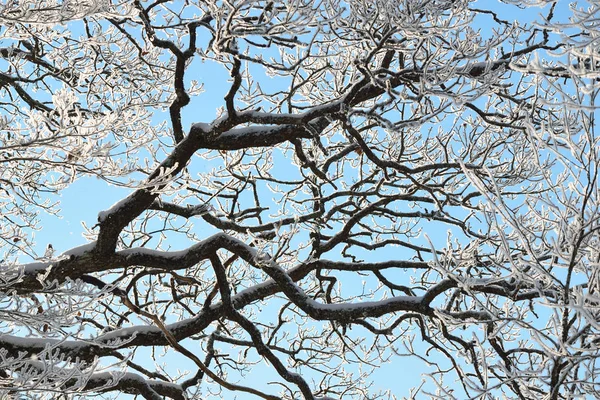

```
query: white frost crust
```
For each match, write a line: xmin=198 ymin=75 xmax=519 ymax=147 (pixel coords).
xmin=60 ymin=241 xmax=98 ymax=257
xmin=22 ymin=261 xmax=52 ymax=274
xmin=98 ymin=196 xmax=132 ymax=223
xmin=117 ymin=247 xmax=190 ymax=259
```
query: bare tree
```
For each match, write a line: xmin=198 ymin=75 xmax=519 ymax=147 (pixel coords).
xmin=1 ymin=0 xmax=599 ymax=399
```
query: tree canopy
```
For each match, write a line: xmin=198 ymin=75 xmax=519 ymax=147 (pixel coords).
xmin=1 ymin=1 xmax=599 ymax=399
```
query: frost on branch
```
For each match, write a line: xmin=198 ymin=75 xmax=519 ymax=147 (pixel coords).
xmin=1 ymin=1 xmax=600 ymax=399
